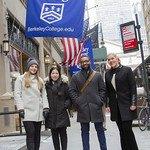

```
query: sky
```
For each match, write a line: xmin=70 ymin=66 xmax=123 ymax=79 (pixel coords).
xmin=130 ymin=0 xmax=140 ymax=4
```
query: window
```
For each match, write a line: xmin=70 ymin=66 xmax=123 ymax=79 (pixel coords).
xmin=145 ymin=16 xmax=149 ymax=25
xmin=4 ymin=107 xmax=10 ymax=126
xmin=7 ymin=15 xmax=39 ymax=58
xmin=147 ymin=30 xmax=150 ymax=42
xmin=143 ymin=1 xmax=146 ymax=11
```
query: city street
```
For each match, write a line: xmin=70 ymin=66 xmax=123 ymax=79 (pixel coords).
xmin=0 ymin=0 xmax=150 ymax=149
xmin=0 ymin=112 xmax=150 ymax=150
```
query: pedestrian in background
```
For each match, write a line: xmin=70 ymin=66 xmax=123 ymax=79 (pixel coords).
xmin=69 ymin=54 xmax=107 ymax=150
xmin=45 ymin=66 xmax=70 ymax=150
xmin=14 ymin=58 xmax=49 ymax=150
xmin=105 ymin=53 xmax=138 ymax=150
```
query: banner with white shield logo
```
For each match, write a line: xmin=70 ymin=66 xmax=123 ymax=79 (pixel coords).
xmin=25 ymin=0 xmax=85 ymax=38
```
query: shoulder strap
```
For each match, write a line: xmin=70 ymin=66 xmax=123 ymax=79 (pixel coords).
xmin=80 ymin=71 xmax=96 ymax=93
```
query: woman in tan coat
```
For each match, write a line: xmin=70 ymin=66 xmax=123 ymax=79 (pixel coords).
xmin=14 ymin=58 xmax=49 ymax=150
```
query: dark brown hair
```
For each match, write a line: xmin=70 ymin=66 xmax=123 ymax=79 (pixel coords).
xmin=49 ymin=66 xmax=61 ymax=82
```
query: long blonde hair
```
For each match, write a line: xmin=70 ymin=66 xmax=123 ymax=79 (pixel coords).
xmin=24 ymin=71 xmax=44 ymax=92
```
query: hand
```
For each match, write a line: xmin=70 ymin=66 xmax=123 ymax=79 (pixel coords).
xmin=106 ymin=107 xmax=110 ymax=113
xmin=130 ymin=105 xmax=137 ymax=111
xmin=43 ymin=108 xmax=49 ymax=119
xmin=19 ymin=109 xmax=25 ymax=119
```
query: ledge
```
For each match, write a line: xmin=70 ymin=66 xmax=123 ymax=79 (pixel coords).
xmin=0 ymin=92 xmax=14 ymax=100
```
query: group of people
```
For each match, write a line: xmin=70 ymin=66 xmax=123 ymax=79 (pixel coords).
xmin=14 ymin=53 xmax=139 ymax=150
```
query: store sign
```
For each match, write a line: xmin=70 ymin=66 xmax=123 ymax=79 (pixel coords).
xmin=120 ymin=21 xmax=139 ymax=53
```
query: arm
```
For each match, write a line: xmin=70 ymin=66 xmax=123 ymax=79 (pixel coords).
xmin=68 ymin=75 xmax=79 ymax=107
xmin=64 ymin=83 xmax=71 ymax=109
xmin=105 ymin=73 xmax=110 ymax=108
xmin=14 ymin=76 xmax=24 ymax=110
xmin=42 ymin=85 xmax=49 ymax=109
xmin=42 ymin=85 xmax=50 ymax=119
xmin=98 ymin=74 xmax=107 ymax=105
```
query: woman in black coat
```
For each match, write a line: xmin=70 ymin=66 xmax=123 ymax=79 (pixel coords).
xmin=45 ymin=66 xmax=70 ymax=150
xmin=105 ymin=53 xmax=138 ymax=150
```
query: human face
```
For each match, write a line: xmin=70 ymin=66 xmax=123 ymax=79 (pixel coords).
xmin=107 ymin=54 xmax=120 ymax=69
xmin=50 ymin=69 xmax=60 ymax=81
xmin=29 ymin=64 xmax=38 ymax=75
xmin=80 ymin=56 xmax=90 ymax=69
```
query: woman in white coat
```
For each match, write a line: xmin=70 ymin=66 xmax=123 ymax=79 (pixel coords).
xmin=14 ymin=58 xmax=49 ymax=150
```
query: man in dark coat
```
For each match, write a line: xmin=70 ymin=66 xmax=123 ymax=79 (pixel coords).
xmin=105 ymin=53 xmax=138 ymax=150
xmin=69 ymin=55 xmax=107 ymax=150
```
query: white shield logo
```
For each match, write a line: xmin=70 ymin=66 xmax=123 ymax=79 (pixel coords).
xmin=40 ymin=3 xmax=64 ymax=24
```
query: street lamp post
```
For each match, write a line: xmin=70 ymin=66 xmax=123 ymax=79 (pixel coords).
xmin=135 ymin=14 xmax=150 ymax=105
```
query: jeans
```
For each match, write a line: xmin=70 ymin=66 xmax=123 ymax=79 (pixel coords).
xmin=23 ymin=121 xmax=42 ymax=150
xmin=51 ymin=127 xmax=67 ymax=150
xmin=80 ymin=122 xmax=107 ymax=150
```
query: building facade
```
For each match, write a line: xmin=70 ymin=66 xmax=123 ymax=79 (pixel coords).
xmin=90 ymin=0 xmax=133 ymax=43
xmin=132 ymin=1 xmax=149 ymax=57
xmin=0 ymin=0 xmax=63 ymax=134
xmin=142 ymin=0 xmax=150 ymax=47
xmin=87 ymin=0 xmax=149 ymax=70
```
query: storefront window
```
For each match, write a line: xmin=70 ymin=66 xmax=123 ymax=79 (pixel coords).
xmin=7 ymin=16 xmax=39 ymax=58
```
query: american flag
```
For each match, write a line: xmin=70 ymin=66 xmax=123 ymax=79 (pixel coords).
xmin=8 ymin=47 xmax=20 ymax=72
xmin=61 ymin=18 xmax=89 ymax=66
xmin=61 ymin=38 xmax=83 ymax=66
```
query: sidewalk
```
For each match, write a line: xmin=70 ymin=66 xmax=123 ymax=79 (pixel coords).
xmin=0 ymin=113 xmax=150 ymax=150
xmin=39 ymin=113 xmax=150 ymax=150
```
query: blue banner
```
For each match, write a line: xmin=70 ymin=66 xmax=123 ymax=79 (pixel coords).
xmin=25 ymin=0 xmax=85 ymax=38
xmin=69 ymin=38 xmax=95 ymax=75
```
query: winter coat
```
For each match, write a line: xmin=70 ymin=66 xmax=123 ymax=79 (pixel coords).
xmin=14 ymin=74 xmax=49 ymax=122
xmin=105 ymin=65 xmax=137 ymax=121
xmin=45 ymin=80 xmax=70 ymax=129
xmin=69 ymin=70 xmax=106 ymax=123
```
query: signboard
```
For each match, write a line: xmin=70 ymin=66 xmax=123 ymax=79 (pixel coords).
xmin=120 ymin=21 xmax=139 ymax=53
xmin=25 ymin=0 xmax=85 ymax=38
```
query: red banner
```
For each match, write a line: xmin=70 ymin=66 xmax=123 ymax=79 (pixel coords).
xmin=120 ymin=21 xmax=138 ymax=53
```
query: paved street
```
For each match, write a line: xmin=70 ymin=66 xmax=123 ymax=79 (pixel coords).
xmin=0 ymin=113 xmax=150 ymax=150
xmin=39 ymin=113 xmax=150 ymax=150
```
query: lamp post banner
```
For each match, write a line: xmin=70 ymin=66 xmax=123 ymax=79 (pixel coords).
xmin=120 ymin=21 xmax=139 ymax=53
xmin=25 ymin=0 xmax=85 ymax=38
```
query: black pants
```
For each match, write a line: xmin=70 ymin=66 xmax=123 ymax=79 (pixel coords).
xmin=51 ymin=127 xmax=67 ymax=150
xmin=116 ymin=111 xmax=138 ymax=150
xmin=23 ymin=121 xmax=42 ymax=150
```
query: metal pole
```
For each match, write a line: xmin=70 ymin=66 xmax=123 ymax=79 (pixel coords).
xmin=135 ymin=14 xmax=150 ymax=104
xmin=100 ymin=23 xmax=105 ymax=46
